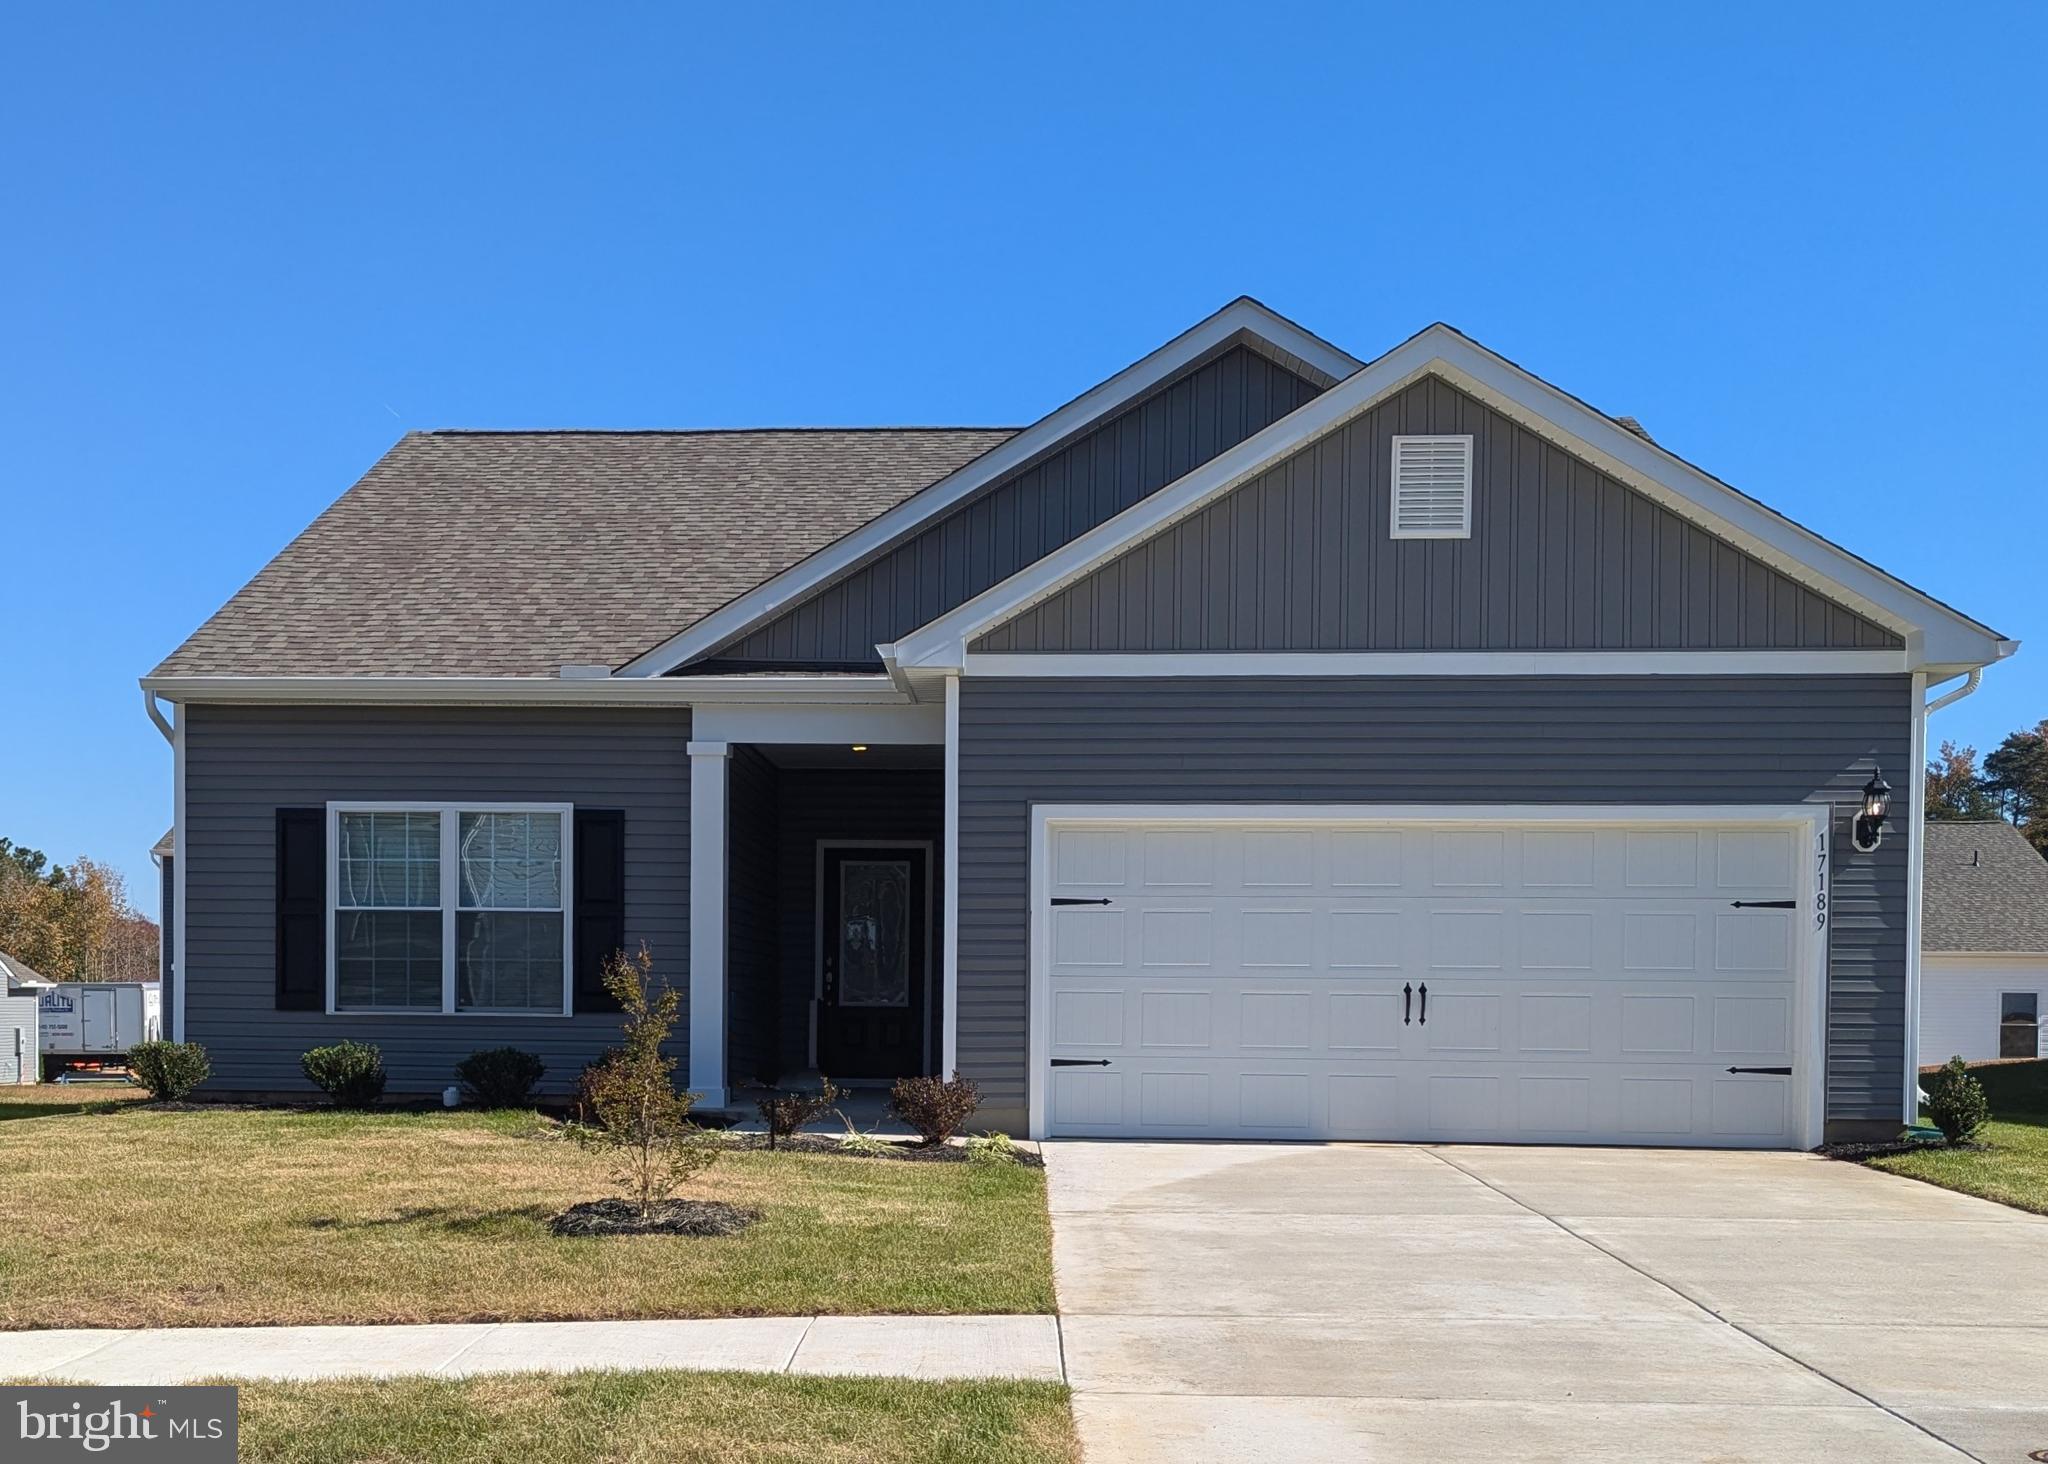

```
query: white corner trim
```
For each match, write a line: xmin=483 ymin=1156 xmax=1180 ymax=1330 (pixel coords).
xmin=613 ymin=299 xmax=1362 ymax=678
xmin=139 ymin=675 xmax=912 ymax=708
xmin=688 ymin=743 xmax=730 ymax=1107
xmin=891 ymin=325 xmax=2010 ymax=674
xmin=941 ymin=674 xmax=961 ymax=1079
xmin=1023 ymin=802 xmax=1830 ymax=1150
xmin=961 ymin=650 xmax=1910 ymax=678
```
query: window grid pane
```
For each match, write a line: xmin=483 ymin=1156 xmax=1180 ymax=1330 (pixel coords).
xmin=339 ymin=812 xmax=441 ymax=909
xmin=457 ymin=911 xmax=564 ymax=1011
xmin=335 ymin=909 xmax=443 ymax=1009
xmin=459 ymin=812 xmax=563 ymax=911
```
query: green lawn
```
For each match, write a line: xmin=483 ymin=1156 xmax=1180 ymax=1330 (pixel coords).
xmin=228 ymin=1371 xmax=1078 ymax=1464
xmin=0 ymin=1088 xmax=1053 ymax=1328
xmin=1866 ymin=1059 xmax=2048 ymax=1216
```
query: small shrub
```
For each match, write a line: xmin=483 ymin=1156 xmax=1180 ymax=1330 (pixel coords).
xmin=301 ymin=1041 xmax=387 ymax=1109
xmin=564 ymin=944 xmax=716 ymax=1217
xmin=757 ymin=1075 xmax=842 ymax=1149
xmin=128 ymin=1040 xmax=210 ymax=1101
xmin=835 ymin=1117 xmax=892 ymax=1158
xmin=889 ymin=1071 xmax=980 ymax=1147
xmin=966 ymin=1131 xmax=1021 ymax=1167
xmin=1924 ymin=1056 xmax=1991 ymax=1145
xmin=457 ymin=1047 xmax=547 ymax=1108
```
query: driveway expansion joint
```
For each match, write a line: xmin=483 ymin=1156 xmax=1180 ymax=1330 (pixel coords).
xmin=1419 ymin=1146 xmax=1981 ymax=1461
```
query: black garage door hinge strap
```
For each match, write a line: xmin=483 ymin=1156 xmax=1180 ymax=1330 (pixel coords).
xmin=1725 ymin=1066 xmax=1793 ymax=1075
xmin=1730 ymin=899 xmax=1797 ymax=909
xmin=1050 ymin=897 xmax=1115 ymax=907
xmin=1050 ymin=1058 xmax=1112 ymax=1067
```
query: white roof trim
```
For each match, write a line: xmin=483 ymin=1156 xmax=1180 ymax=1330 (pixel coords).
xmin=613 ymin=298 xmax=1361 ymax=678
xmin=963 ymin=650 xmax=1910 ymax=678
xmin=892 ymin=324 xmax=2013 ymax=675
xmin=140 ymin=674 xmax=912 ymax=707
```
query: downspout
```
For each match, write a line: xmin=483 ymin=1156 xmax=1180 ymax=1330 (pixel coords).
xmin=143 ymin=687 xmax=174 ymax=744
xmin=1924 ymin=667 xmax=1982 ymax=716
xmin=1903 ymin=666 xmax=1987 ymax=1121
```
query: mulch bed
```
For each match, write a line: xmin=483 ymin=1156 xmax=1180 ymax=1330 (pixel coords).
xmin=729 ymin=1132 xmax=1045 ymax=1167
xmin=1819 ymin=1138 xmax=1985 ymax=1161
xmin=549 ymin=1199 xmax=762 ymax=1238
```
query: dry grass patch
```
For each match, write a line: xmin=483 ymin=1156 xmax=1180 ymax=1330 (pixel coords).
xmin=231 ymin=1370 xmax=1079 ymax=1464
xmin=0 ymin=1091 xmax=1053 ymax=1328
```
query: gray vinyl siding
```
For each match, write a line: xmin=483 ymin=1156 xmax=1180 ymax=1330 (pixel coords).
xmin=0 ymin=989 xmax=36 ymax=1083
xmin=975 ymin=374 xmax=1902 ymax=654
xmin=726 ymin=746 xmax=781 ymax=1087
xmin=774 ymin=768 xmax=944 ymax=1078
xmin=181 ymin=704 xmax=691 ymax=1096
xmin=706 ymin=345 xmax=1324 ymax=669
xmin=956 ymin=676 xmax=1912 ymax=1135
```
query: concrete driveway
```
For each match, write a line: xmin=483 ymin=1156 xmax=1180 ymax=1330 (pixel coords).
xmin=1046 ymin=1142 xmax=2048 ymax=1463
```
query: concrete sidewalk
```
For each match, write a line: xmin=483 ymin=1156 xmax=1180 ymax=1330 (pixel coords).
xmin=0 ymin=1315 xmax=1065 ymax=1386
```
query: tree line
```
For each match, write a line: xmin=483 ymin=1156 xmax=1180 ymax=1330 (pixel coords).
xmin=1925 ymin=719 xmax=2048 ymax=855
xmin=0 ymin=837 xmax=160 ymax=981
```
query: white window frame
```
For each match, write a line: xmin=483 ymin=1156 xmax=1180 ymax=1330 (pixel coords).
xmin=1389 ymin=433 xmax=1474 ymax=540
xmin=326 ymin=801 xmax=575 ymax=1018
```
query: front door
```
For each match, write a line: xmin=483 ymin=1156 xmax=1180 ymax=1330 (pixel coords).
xmin=818 ymin=845 xmax=929 ymax=1080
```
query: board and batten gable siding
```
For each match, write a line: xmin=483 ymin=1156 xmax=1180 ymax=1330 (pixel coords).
xmin=974 ymin=374 xmax=1902 ymax=654
xmin=955 ymin=675 xmax=1912 ymax=1136
xmin=701 ymin=344 xmax=1324 ymax=670
xmin=181 ymin=704 xmax=691 ymax=1094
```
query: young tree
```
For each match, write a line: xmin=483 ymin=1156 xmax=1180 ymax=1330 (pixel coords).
xmin=569 ymin=944 xmax=716 ymax=1215
xmin=1984 ymin=722 xmax=2048 ymax=855
xmin=1925 ymin=740 xmax=1997 ymax=821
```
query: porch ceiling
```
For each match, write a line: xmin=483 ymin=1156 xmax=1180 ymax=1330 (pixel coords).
xmin=752 ymin=742 xmax=943 ymax=771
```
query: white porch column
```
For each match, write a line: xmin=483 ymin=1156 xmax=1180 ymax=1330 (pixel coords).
xmin=687 ymin=739 xmax=731 ymax=1107
xmin=942 ymin=675 xmax=960 ymax=1078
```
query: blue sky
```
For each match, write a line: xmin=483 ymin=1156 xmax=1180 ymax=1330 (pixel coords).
xmin=3 ymin=3 xmax=2043 ymax=919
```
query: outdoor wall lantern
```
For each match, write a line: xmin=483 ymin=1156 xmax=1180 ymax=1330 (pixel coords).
xmin=1851 ymin=768 xmax=1891 ymax=852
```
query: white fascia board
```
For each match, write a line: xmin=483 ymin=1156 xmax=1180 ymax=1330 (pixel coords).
xmin=612 ymin=298 xmax=1361 ymax=679
xmin=896 ymin=325 xmax=2009 ymax=674
xmin=689 ymin=701 xmax=944 ymax=744
xmin=964 ymin=650 xmax=1910 ymax=678
xmin=140 ymin=674 xmax=911 ymax=707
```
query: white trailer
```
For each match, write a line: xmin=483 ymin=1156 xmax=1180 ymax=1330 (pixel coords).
xmin=38 ymin=981 xmax=162 ymax=1077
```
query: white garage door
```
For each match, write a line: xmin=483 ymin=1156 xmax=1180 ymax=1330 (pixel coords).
xmin=1041 ymin=817 xmax=1814 ymax=1148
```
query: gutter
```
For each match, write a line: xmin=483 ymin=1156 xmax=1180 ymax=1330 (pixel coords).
xmin=137 ymin=673 xmax=913 ymax=709
xmin=1924 ymin=667 xmax=1983 ymax=715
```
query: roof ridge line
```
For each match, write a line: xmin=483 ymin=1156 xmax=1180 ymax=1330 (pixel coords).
xmin=421 ymin=425 xmax=1023 ymax=438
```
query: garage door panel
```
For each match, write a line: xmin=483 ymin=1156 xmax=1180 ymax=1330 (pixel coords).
xmin=1045 ymin=819 xmax=1808 ymax=1147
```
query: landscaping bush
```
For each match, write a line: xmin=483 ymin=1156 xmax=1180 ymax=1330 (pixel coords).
xmin=1925 ymin=1056 xmax=1991 ymax=1145
xmin=757 ymin=1075 xmax=841 ymax=1149
xmin=888 ymin=1072 xmax=980 ymax=1147
xmin=966 ymin=1131 xmax=1021 ymax=1167
xmin=456 ymin=1047 xmax=547 ymax=1108
xmin=127 ymin=1040 xmax=210 ymax=1101
xmin=565 ymin=945 xmax=716 ymax=1216
xmin=301 ymin=1041 xmax=387 ymax=1109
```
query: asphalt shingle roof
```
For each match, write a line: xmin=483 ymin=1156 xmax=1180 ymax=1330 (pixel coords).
xmin=0 ymin=951 xmax=53 ymax=988
xmin=1923 ymin=819 xmax=2048 ymax=954
xmin=151 ymin=428 xmax=1019 ymax=678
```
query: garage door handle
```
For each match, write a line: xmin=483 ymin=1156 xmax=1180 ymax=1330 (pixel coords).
xmin=1403 ymin=983 xmax=1412 ymax=1025
xmin=1051 ymin=897 xmax=1115 ymax=907
xmin=1050 ymin=1058 xmax=1112 ymax=1067
xmin=1725 ymin=1066 xmax=1792 ymax=1075
xmin=1730 ymin=900 xmax=1796 ymax=909
xmin=1418 ymin=983 xmax=1428 ymax=1026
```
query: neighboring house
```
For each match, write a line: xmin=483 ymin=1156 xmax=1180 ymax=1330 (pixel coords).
xmin=1920 ymin=819 xmax=2048 ymax=1066
xmin=0 ymin=952 xmax=51 ymax=1085
xmin=140 ymin=298 xmax=2017 ymax=1148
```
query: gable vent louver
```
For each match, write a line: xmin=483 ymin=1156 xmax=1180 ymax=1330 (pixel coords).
xmin=1390 ymin=434 xmax=1474 ymax=539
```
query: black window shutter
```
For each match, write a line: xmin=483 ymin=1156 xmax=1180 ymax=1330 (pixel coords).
xmin=275 ymin=808 xmax=325 ymax=1011
xmin=574 ymin=809 xmax=626 ymax=1012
